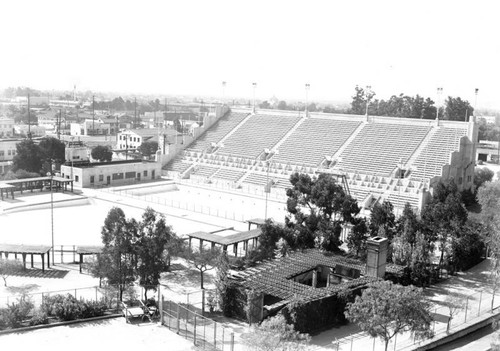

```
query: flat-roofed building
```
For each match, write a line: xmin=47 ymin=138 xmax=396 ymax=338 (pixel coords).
xmin=0 ymin=118 xmax=14 ymax=137
xmin=60 ymin=159 xmax=161 ymax=187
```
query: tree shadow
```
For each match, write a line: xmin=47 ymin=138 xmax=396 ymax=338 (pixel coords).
xmin=161 ymin=266 xmax=214 ymax=289
xmin=7 ymin=268 xmax=69 ymax=279
xmin=6 ymin=283 xmax=40 ymax=294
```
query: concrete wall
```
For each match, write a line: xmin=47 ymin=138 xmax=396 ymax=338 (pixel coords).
xmin=61 ymin=161 xmax=161 ymax=188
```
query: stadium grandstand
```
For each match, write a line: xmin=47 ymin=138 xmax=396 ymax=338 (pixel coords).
xmin=164 ymin=108 xmax=477 ymax=216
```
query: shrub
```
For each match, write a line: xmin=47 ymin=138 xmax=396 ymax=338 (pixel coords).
xmin=53 ymin=296 xmax=82 ymax=321
xmin=41 ymin=294 xmax=67 ymax=316
xmin=79 ymin=300 xmax=107 ymax=319
xmin=29 ymin=310 xmax=49 ymax=326
xmin=1 ymin=295 xmax=34 ymax=329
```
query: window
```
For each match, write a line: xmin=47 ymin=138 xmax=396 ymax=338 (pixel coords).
xmin=112 ymin=173 xmax=124 ymax=180
xmin=75 ymin=175 xmax=79 ymax=182
xmin=143 ymin=170 xmax=148 ymax=177
xmin=0 ymin=151 xmax=4 ymax=157
xmin=458 ymin=177 xmax=463 ymax=184
xmin=125 ymin=171 xmax=136 ymax=179
xmin=7 ymin=150 xmax=11 ymax=156
xmin=90 ymin=176 xmax=95 ymax=184
xmin=11 ymin=150 xmax=15 ymax=155
xmin=99 ymin=175 xmax=103 ymax=182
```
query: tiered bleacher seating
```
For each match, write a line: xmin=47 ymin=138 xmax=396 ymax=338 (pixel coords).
xmin=190 ymin=165 xmax=220 ymax=178
xmin=336 ymin=123 xmax=431 ymax=176
xmin=220 ymin=114 xmax=301 ymax=158
xmin=188 ymin=111 xmax=249 ymax=151
xmin=387 ymin=193 xmax=420 ymax=209
xmin=410 ymin=127 xmax=467 ymax=181
xmin=164 ymin=157 xmax=191 ymax=174
xmin=212 ymin=168 xmax=246 ymax=183
xmin=274 ymin=118 xmax=361 ymax=167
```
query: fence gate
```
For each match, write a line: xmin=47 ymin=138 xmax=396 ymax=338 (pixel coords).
xmin=160 ymin=295 xmax=234 ymax=351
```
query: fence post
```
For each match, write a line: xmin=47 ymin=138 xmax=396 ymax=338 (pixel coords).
xmin=73 ymin=245 xmax=75 ymax=263
xmin=465 ymin=296 xmax=469 ymax=322
xmin=161 ymin=295 xmax=164 ymax=325
xmin=394 ymin=333 xmax=397 ymax=351
xmin=478 ymin=291 xmax=483 ymax=317
xmin=75 ymin=289 xmax=77 ymax=300
xmin=61 ymin=245 xmax=64 ymax=263
xmin=350 ymin=336 xmax=354 ymax=351
xmin=222 ymin=327 xmax=225 ymax=351
xmin=194 ymin=314 xmax=197 ymax=346
xmin=177 ymin=302 xmax=180 ymax=334
xmin=202 ymin=289 xmax=206 ymax=315
xmin=230 ymin=332 xmax=234 ymax=351
xmin=214 ymin=321 xmax=217 ymax=349
xmin=95 ymin=286 xmax=98 ymax=302
xmin=372 ymin=337 xmax=376 ymax=351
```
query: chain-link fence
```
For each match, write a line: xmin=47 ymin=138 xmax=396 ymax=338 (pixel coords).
xmin=161 ymin=296 xmax=234 ymax=351
xmin=328 ymin=289 xmax=500 ymax=351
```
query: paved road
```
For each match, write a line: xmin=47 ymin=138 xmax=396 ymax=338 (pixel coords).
xmin=432 ymin=325 xmax=494 ymax=351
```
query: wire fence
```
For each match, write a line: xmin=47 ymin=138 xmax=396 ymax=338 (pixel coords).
xmin=97 ymin=187 xmax=249 ymax=222
xmin=161 ymin=296 xmax=234 ymax=351
xmin=329 ymin=289 xmax=500 ymax=351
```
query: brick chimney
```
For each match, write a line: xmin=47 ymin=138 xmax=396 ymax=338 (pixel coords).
xmin=366 ymin=236 xmax=388 ymax=278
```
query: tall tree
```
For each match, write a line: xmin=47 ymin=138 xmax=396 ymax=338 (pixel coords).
xmin=345 ymin=281 xmax=434 ymax=351
xmin=137 ymin=141 xmax=158 ymax=159
xmin=286 ymin=172 xmax=360 ymax=252
xmin=349 ymin=86 xmax=367 ymax=115
xmin=369 ymin=201 xmax=396 ymax=240
xmin=444 ymin=96 xmax=474 ymax=121
xmin=12 ymin=139 xmax=43 ymax=173
xmin=97 ymin=207 xmax=137 ymax=300
xmin=91 ymin=145 xmax=113 ymax=162
xmin=346 ymin=217 xmax=368 ymax=257
xmin=184 ymin=247 xmax=220 ymax=289
xmin=136 ymin=208 xmax=175 ymax=300
xmin=39 ymin=137 xmax=65 ymax=164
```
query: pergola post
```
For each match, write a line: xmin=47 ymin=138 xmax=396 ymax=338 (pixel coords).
xmin=234 ymin=243 xmax=238 ymax=257
xmin=79 ymin=253 xmax=84 ymax=273
xmin=47 ymin=251 xmax=50 ymax=269
xmin=189 ymin=237 xmax=192 ymax=250
xmin=22 ymin=253 xmax=26 ymax=270
xmin=223 ymin=245 xmax=227 ymax=253
xmin=41 ymin=254 xmax=45 ymax=273
xmin=199 ymin=239 xmax=204 ymax=251
xmin=211 ymin=242 xmax=216 ymax=250
xmin=31 ymin=254 xmax=34 ymax=268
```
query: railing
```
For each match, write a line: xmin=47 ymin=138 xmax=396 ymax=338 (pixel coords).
xmin=160 ymin=296 xmax=234 ymax=351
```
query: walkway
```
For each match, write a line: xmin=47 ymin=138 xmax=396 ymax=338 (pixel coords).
xmin=308 ymin=259 xmax=499 ymax=351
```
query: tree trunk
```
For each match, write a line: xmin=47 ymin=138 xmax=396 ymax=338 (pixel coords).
xmin=200 ymin=270 xmax=204 ymax=289
xmin=144 ymin=288 xmax=148 ymax=301
xmin=2 ymin=276 xmax=7 ymax=287
xmin=385 ymin=339 xmax=389 ymax=351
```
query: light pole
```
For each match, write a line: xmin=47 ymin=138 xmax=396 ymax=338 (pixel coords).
xmin=222 ymin=81 xmax=226 ymax=102
xmin=252 ymin=82 xmax=257 ymax=113
xmin=263 ymin=149 xmax=278 ymax=219
xmin=305 ymin=83 xmax=310 ymax=117
xmin=47 ymin=161 xmax=55 ymax=266
xmin=436 ymin=87 xmax=443 ymax=120
xmin=474 ymin=88 xmax=479 ymax=118
xmin=365 ymin=85 xmax=372 ymax=118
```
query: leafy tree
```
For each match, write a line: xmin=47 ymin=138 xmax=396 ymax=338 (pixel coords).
xmin=286 ymin=172 xmax=359 ymax=252
xmin=277 ymin=100 xmax=288 ymax=110
xmin=369 ymin=201 xmax=396 ymax=240
xmin=443 ymin=293 xmax=465 ymax=333
xmin=0 ymin=259 xmax=24 ymax=287
xmin=259 ymin=100 xmax=271 ymax=109
xmin=214 ymin=251 xmax=230 ymax=313
xmin=91 ymin=145 xmax=113 ymax=162
xmin=477 ymin=180 xmax=500 ymax=309
xmin=346 ymin=217 xmax=368 ymax=257
xmin=444 ymin=96 xmax=474 ymax=121
xmin=474 ymin=167 xmax=494 ymax=190
xmin=137 ymin=141 xmax=158 ymax=159
xmin=183 ymin=247 xmax=220 ymax=289
xmin=12 ymin=139 xmax=43 ymax=173
xmin=449 ymin=219 xmax=485 ymax=272
xmin=135 ymin=208 xmax=175 ymax=300
xmin=39 ymin=137 xmax=65 ymax=164
xmin=241 ymin=314 xmax=310 ymax=351
xmin=349 ymin=86 xmax=368 ymax=115
xmin=96 ymin=207 xmax=137 ymax=300
xmin=345 ymin=281 xmax=434 ymax=351
xmin=421 ymin=180 xmax=468 ymax=275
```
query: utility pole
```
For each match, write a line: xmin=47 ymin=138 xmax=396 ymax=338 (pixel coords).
xmin=305 ymin=83 xmax=310 ymax=117
xmin=58 ymin=109 xmax=62 ymax=139
xmin=92 ymin=95 xmax=95 ymax=135
xmin=252 ymin=82 xmax=257 ymax=113
xmin=134 ymin=97 xmax=137 ymax=128
xmin=27 ymin=92 xmax=31 ymax=139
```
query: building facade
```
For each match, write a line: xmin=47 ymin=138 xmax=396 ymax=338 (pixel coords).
xmin=0 ymin=118 xmax=14 ymax=138
xmin=60 ymin=160 xmax=161 ymax=187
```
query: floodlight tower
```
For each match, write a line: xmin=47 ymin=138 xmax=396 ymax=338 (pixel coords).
xmin=305 ymin=83 xmax=310 ymax=117
xmin=222 ymin=81 xmax=226 ymax=102
xmin=252 ymin=82 xmax=257 ymax=113
xmin=436 ymin=87 xmax=443 ymax=120
xmin=365 ymin=85 xmax=372 ymax=118
xmin=474 ymin=88 xmax=479 ymax=118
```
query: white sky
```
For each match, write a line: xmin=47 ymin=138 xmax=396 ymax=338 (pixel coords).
xmin=0 ymin=0 xmax=499 ymax=108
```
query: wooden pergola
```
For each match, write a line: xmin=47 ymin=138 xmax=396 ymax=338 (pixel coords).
xmin=0 ymin=176 xmax=74 ymax=201
xmin=246 ymin=218 xmax=267 ymax=231
xmin=76 ymin=246 xmax=103 ymax=273
xmin=0 ymin=244 xmax=52 ymax=272
xmin=187 ymin=228 xmax=262 ymax=257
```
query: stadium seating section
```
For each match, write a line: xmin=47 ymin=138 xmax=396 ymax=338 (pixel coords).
xmin=164 ymin=110 xmax=470 ymax=212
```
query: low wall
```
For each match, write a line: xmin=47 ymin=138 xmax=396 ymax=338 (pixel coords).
xmin=1 ymin=196 xmax=90 ymax=214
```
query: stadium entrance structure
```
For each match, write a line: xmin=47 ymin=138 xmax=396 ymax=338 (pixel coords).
xmin=164 ymin=108 xmax=477 ymax=216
